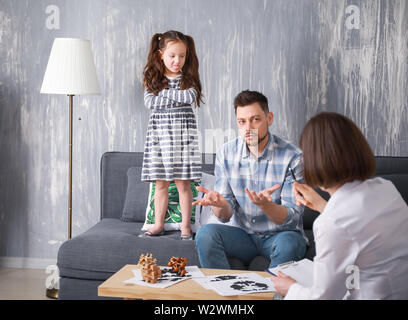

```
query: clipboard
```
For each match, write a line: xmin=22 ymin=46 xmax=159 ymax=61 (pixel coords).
xmin=265 ymin=258 xmax=314 ymax=287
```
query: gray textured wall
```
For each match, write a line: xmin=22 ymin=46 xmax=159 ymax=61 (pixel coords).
xmin=0 ymin=0 xmax=407 ymax=261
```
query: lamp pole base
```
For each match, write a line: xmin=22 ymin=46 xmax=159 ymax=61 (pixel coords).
xmin=46 ymin=288 xmax=59 ymax=299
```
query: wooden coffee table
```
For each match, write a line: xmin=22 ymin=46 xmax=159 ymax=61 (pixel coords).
xmin=98 ymin=264 xmax=275 ymax=300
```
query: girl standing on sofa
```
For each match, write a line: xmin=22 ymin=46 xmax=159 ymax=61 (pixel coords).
xmin=141 ymin=30 xmax=203 ymax=240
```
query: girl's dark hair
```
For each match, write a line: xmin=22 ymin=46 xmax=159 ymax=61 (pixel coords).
xmin=143 ymin=30 xmax=203 ymax=106
xmin=300 ymin=112 xmax=376 ymax=188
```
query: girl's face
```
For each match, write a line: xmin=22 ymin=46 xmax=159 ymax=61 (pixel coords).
xmin=159 ymin=40 xmax=187 ymax=77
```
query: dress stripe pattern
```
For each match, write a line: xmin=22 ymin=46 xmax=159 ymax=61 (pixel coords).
xmin=141 ymin=75 xmax=202 ymax=182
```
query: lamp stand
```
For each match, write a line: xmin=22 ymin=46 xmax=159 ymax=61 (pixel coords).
xmin=68 ymin=94 xmax=73 ymax=240
xmin=46 ymin=94 xmax=75 ymax=300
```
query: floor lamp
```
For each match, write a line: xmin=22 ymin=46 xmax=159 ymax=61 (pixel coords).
xmin=41 ymin=38 xmax=100 ymax=299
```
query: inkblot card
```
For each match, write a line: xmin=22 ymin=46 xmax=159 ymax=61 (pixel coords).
xmin=204 ymin=273 xmax=275 ymax=296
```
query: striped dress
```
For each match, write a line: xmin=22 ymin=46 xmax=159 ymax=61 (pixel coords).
xmin=141 ymin=75 xmax=202 ymax=182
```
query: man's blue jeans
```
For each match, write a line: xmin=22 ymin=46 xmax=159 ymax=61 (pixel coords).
xmin=195 ymin=224 xmax=307 ymax=269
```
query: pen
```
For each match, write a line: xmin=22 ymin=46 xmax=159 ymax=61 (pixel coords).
xmin=265 ymin=269 xmax=277 ymax=277
xmin=266 ymin=261 xmax=297 ymax=277
xmin=289 ymin=167 xmax=297 ymax=182
xmin=289 ymin=167 xmax=304 ymax=198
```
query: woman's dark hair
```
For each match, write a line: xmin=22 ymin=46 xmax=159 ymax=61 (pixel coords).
xmin=234 ymin=90 xmax=269 ymax=114
xmin=300 ymin=112 xmax=376 ymax=188
xmin=143 ymin=30 xmax=203 ymax=106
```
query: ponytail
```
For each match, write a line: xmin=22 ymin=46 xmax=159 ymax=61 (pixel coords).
xmin=182 ymin=35 xmax=203 ymax=106
xmin=149 ymin=33 xmax=162 ymax=52
xmin=143 ymin=33 xmax=167 ymax=94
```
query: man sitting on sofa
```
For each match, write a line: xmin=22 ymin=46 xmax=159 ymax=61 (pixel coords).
xmin=194 ymin=90 xmax=308 ymax=269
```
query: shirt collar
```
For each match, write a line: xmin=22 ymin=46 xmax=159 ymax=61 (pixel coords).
xmin=166 ymin=74 xmax=182 ymax=80
xmin=241 ymin=130 xmax=274 ymax=159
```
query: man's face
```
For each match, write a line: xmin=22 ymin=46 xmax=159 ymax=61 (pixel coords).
xmin=236 ymin=102 xmax=273 ymax=147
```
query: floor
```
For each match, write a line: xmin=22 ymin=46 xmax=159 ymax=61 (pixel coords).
xmin=0 ymin=268 xmax=54 ymax=300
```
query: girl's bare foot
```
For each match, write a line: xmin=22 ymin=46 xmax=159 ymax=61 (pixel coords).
xmin=180 ymin=225 xmax=191 ymax=237
xmin=146 ymin=224 xmax=164 ymax=236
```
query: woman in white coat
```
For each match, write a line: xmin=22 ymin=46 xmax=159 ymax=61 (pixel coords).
xmin=271 ymin=112 xmax=408 ymax=299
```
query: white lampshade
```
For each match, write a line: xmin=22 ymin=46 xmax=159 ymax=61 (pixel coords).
xmin=41 ymin=38 xmax=100 ymax=95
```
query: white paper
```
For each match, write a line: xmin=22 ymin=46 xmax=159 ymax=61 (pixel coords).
xmin=207 ymin=273 xmax=275 ymax=296
xmin=268 ymin=259 xmax=314 ymax=287
xmin=193 ymin=273 xmax=263 ymax=291
xmin=192 ymin=273 xmax=276 ymax=295
xmin=193 ymin=278 xmax=213 ymax=290
xmin=204 ymin=272 xmax=263 ymax=283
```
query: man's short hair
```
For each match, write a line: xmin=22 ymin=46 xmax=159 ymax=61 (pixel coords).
xmin=234 ymin=90 xmax=269 ymax=114
xmin=300 ymin=112 xmax=376 ymax=188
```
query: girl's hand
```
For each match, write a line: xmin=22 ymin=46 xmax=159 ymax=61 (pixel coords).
xmin=193 ymin=186 xmax=229 ymax=208
xmin=293 ymin=182 xmax=327 ymax=213
xmin=270 ymin=271 xmax=297 ymax=296
xmin=245 ymin=184 xmax=281 ymax=207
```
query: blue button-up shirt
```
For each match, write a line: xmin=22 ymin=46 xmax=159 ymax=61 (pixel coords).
xmin=213 ymin=130 xmax=308 ymax=243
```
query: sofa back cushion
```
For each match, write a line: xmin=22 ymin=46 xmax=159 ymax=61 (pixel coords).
xmin=121 ymin=167 xmax=150 ymax=222
xmin=101 ymin=152 xmax=145 ymax=219
xmin=101 ymin=152 xmax=215 ymax=220
xmin=101 ymin=152 xmax=408 ymax=225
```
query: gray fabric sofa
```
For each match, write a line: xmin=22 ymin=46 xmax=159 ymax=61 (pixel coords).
xmin=57 ymin=152 xmax=408 ymax=299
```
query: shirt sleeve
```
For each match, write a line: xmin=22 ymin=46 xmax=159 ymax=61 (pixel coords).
xmin=144 ymin=89 xmax=176 ymax=109
xmin=144 ymin=88 xmax=197 ymax=109
xmin=280 ymin=153 xmax=304 ymax=227
xmin=284 ymin=217 xmax=358 ymax=300
xmin=165 ymin=87 xmax=198 ymax=105
xmin=213 ymin=149 xmax=238 ymax=222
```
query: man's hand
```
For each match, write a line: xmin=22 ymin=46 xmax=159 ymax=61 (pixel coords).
xmin=270 ymin=271 xmax=297 ymax=296
xmin=245 ymin=184 xmax=288 ymax=225
xmin=193 ymin=186 xmax=232 ymax=221
xmin=245 ymin=184 xmax=281 ymax=206
xmin=192 ymin=186 xmax=229 ymax=208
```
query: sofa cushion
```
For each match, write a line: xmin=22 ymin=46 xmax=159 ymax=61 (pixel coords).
xmin=141 ymin=181 xmax=201 ymax=232
xmin=57 ymin=218 xmax=201 ymax=280
xmin=121 ymin=167 xmax=150 ymax=222
xmin=59 ymin=277 xmax=118 ymax=300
